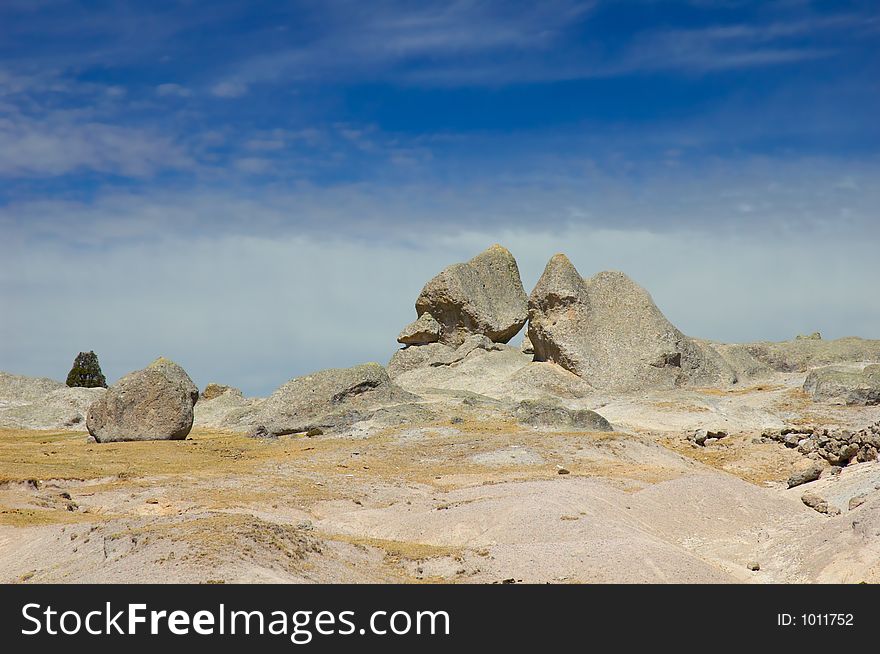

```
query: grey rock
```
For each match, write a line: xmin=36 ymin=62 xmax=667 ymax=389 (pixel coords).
xmin=387 ymin=343 xmax=454 ymax=377
xmin=527 ymin=255 xmax=736 ymax=391
xmin=689 ymin=429 xmax=727 ymax=446
xmin=504 ymin=362 xmax=594 ymax=400
xmin=412 ymin=244 xmax=528 ymax=347
xmin=253 ymin=363 xmax=417 ymax=437
xmin=515 ymin=399 xmax=612 ymax=432
xmin=201 ymin=383 xmax=241 ymax=401
xmin=86 ymin=357 xmax=199 ymax=442
xmin=849 ymin=494 xmax=868 ymax=511
xmin=387 ymin=334 xmax=505 ymax=378
xmin=397 ymin=312 xmax=441 ymax=346
xmin=747 ymin=561 xmax=761 ymax=571
xmin=787 ymin=464 xmax=823 ymax=488
xmin=733 ymin=337 xmax=880 ymax=373
xmin=803 ymin=364 xmax=880 ymax=406
xmin=0 ymin=371 xmax=107 ymax=431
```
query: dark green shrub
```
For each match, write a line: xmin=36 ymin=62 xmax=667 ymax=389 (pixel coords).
xmin=65 ymin=351 xmax=107 ymax=388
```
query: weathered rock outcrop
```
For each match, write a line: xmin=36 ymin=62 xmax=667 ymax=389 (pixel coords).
xmin=388 ymin=335 xmax=505 ymax=378
xmin=729 ymin=337 xmax=880 ymax=373
xmin=251 ymin=363 xmax=417 ymax=437
xmin=408 ymin=244 xmax=528 ymax=347
xmin=803 ymin=364 xmax=880 ymax=406
xmin=527 ymin=255 xmax=735 ymax=391
xmin=0 ymin=372 xmax=106 ymax=430
xmin=515 ymin=399 xmax=612 ymax=431
xmin=202 ymin=383 xmax=239 ymax=401
xmin=86 ymin=357 xmax=199 ymax=442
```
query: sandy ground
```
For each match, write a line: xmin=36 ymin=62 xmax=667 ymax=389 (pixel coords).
xmin=2 ymin=371 xmax=879 ymax=584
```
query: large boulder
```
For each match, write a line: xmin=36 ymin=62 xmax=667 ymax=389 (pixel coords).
xmin=86 ymin=357 xmax=199 ymax=442
xmin=252 ymin=363 xmax=417 ymax=436
xmin=527 ymin=254 xmax=735 ymax=391
xmin=409 ymin=244 xmax=528 ymax=347
xmin=803 ymin=364 xmax=880 ymax=406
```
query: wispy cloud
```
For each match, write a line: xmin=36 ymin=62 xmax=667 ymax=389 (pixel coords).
xmin=156 ymin=83 xmax=191 ymax=97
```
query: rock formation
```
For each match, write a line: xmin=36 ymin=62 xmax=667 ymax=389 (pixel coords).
xmin=527 ymin=254 xmax=735 ymax=391
xmin=803 ymin=364 xmax=880 ymax=405
xmin=403 ymin=244 xmax=528 ymax=348
xmin=515 ymin=400 xmax=612 ymax=431
xmin=86 ymin=357 xmax=199 ymax=442
xmin=0 ymin=372 xmax=106 ymax=430
xmin=201 ymin=382 xmax=239 ymax=401
xmin=251 ymin=363 xmax=417 ymax=437
xmin=65 ymin=351 xmax=107 ymax=388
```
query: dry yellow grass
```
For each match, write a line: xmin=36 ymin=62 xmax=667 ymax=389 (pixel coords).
xmin=0 ymin=428 xmax=317 ymax=484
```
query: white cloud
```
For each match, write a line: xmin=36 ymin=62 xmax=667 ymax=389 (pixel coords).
xmin=156 ymin=82 xmax=191 ymax=97
xmin=0 ymin=113 xmax=193 ymax=176
xmin=210 ymin=80 xmax=248 ymax=98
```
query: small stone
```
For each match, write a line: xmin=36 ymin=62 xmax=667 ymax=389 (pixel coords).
xmin=704 ymin=437 xmax=719 ymax=446
xmin=801 ymin=491 xmax=835 ymax=515
xmin=557 ymin=467 xmax=570 ymax=475
xmin=787 ymin=464 xmax=823 ymax=489
xmin=145 ymin=499 xmax=159 ymax=505
xmin=849 ymin=494 xmax=868 ymax=511
xmin=747 ymin=561 xmax=760 ymax=571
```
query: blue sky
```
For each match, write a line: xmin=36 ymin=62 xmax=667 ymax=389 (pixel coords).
xmin=1 ymin=0 xmax=878 ymax=395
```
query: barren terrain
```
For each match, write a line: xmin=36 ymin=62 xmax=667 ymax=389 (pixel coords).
xmin=3 ymin=367 xmax=878 ymax=584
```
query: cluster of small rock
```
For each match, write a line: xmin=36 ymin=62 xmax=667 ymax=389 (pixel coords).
xmin=687 ymin=429 xmax=728 ymax=447
xmin=762 ymin=423 xmax=880 ymax=467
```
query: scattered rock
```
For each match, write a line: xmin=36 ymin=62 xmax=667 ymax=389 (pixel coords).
xmin=527 ymin=255 xmax=736 ymax=391
xmin=787 ymin=464 xmax=823 ymax=488
xmin=397 ymin=312 xmax=442 ymax=346
xmin=764 ymin=422 xmax=880 ymax=467
xmin=849 ymin=494 xmax=868 ymax=511
xmin=803 ymin=364 xmax=880 ymax=406
xmin=689 ymin=429 xmax=728 ymax=446
xmin=557 ymin=467 xmax=570 ymax=475
xmin=747 ymin=561 xmax=761 ymax=571
xmin=86 ymin=357 xmax=199 ymax=443
xmin=801 ymin=491 xmax=840 ymax=515
xmin=410 ymin=244 xmax=528 ymax=347
xmin=521 ymin=334 xmax=534 ymax=355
